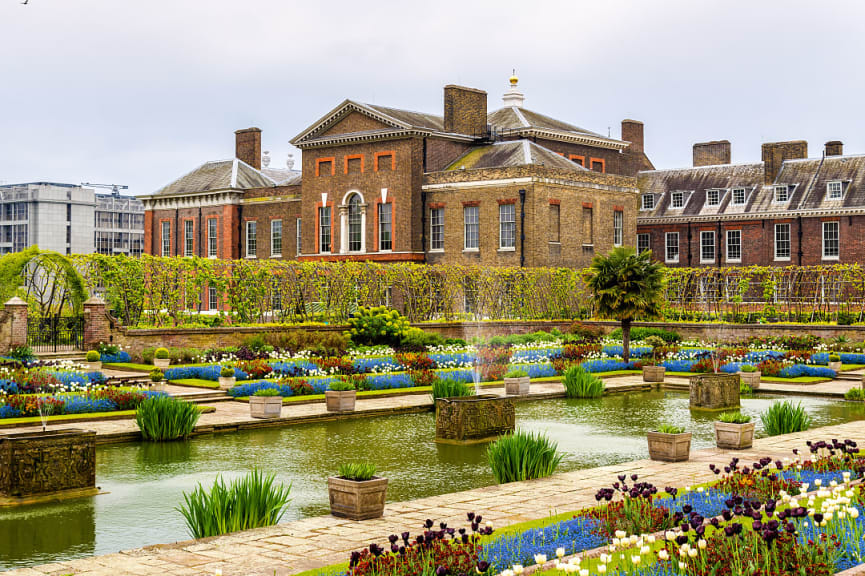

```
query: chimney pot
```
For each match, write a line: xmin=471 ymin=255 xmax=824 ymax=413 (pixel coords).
xmin=443 ymin=85 xmax=487 ymax=137
xmin=825 ymin=140 xmax=843 ymax=157
xmin=692 ymin=140 xmax=731 ymax=167
xmin=235 ymin=127 xmax=262 ymax=170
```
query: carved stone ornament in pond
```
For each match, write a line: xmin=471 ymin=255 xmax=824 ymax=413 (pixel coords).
xmin=434 ymin=395 xmax=515 ymax=444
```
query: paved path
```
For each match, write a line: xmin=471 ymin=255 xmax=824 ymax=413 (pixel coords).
xmin=5 ymin=420 xmax=864 ymax=576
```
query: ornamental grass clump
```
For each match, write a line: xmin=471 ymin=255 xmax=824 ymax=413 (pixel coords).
xmin=486 ymin=430 xmax=563 ymax=484
xmin=431 ymin=378 xmax=475 ymax=400
xmin=761 ymin=400 xmax=811 ymax=436
xmin=562 ymin=365 xmax=605 ymax=398
xmin=719 ymin=411 xmax=752 ymax=424
xmin=338 ymin=461 xmax=377 ymax=481
xmin=177 ymin=469 xmax=291 ymax=539
xmin=135 ymin=395 xmax=201 ymax=441
xmin=844 ymin=387 xmax=865 ymax=400
xmin=657 ymin=424 xmax=685 ymax=434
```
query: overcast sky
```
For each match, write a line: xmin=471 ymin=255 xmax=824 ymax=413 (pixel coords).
xmin=2 ymin=0 xmax=864 ymax=196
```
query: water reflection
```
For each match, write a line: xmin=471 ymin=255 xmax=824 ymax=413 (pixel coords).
xmin=0 ymin=496 xmax=95 ymax=567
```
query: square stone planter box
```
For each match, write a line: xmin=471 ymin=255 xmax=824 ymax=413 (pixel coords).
xmin=689 ymin=373 xmax=740 ymax=411
xmin=249 ymin=396 xmax=282 ymax=419
xmin=642 ymin=366 xmax=666 ymax=383
xmin=218 ymin=376 xmax=236 ymax=391
xmin=504 ymin=376 xmax=530 ymax=396
xmin=738 ymin=371 xmax=761 ymax=390
xmin=435 ymin=395 xmax=515 ymax=444
xmin=829 ymin=361 xmax=843 ymax=372
xmin=0 ymin=429 xmax=96 ymax=498
xmin=647 ymin=430 xmax=692 ymax=462
xmin=714 ymin=421 xmax=756 ymax=450
xmin=85 ymin=361 xmax=102 ymax=371
xmin=327 ymin=476 xmax=387 ymax=520
xmin=153 ymin=358 xmax=170 ymax=369
xmin=326 ymin=390 xmax=357 ymax=412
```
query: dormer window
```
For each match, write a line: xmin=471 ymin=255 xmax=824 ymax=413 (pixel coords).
xmin=731 ymin=187 xmax=746 ymax=206
xmin=641 ymin=194 xmax=655 ymax=210
xmin=706 ymin=189 xmax=721 ymax=206
xmin=671 ymin=191 xmax=684 ymax=209
xmin=827 ymin=180 xmax=843 ymax=200
xmin=774 ymin=185 xmax=789 ymax=203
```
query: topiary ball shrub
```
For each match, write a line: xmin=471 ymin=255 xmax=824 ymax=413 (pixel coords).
xmin=85 ymin=350 xmax=100 ymax=362
xmin=154 ymin=347 xmax=170 ymax=360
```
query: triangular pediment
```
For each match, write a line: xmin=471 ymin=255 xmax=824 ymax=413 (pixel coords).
xmin=319 ymin=111 xmax=393 ymax=137
xmin=291 ymin=100 xmax=414 ymax=146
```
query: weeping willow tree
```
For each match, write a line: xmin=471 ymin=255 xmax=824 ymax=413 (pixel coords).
xmin=0 ymin=247 xmax=88 ymax=318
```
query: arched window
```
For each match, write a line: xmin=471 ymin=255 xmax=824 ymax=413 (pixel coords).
xmin=348 ymin=194 xmax=362 ymax=252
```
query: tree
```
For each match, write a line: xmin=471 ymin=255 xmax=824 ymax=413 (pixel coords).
xmin=586 ymin=246 xmax=665 ymax=362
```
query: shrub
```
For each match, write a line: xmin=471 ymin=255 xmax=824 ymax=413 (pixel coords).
xmin=329 ymin=380 xmax=355 ymax=392
xmin=85 ymin=350 xmax=100 ymax=362
xmin=719 ymin=411 xmax=751 ymax=424
xmin=739 ymin=381 xmax=753 ymax=395
xmin=242 ymin=334 xmax=272 ymax=353
xmin=740 ymin=364 xmax=758 ymax=373
xmin=264 ymin=330 xmax=348 ymax=357
xmin=149 ymin=369 xmax=164 ymax=382
xmin=395 ymin=352 xmax=435 ymax=371
xmin=829 ymin=353 xmax=841 ymax=363
xmin=253 ymin=388 xmax=281 ymax=397
xmin=7 ymin=345 xmax=34 ymax=364
xmin=154 ymin=347 xmax=170 ymax=360
xmin=220 ymin=366 xmax=235 ymax=378
xmin=135 ymin=396 xmax=201 ymax=441
xmin=398 ymin=327 xmax=444 ymax=351
xmin=431 ymin=378 xmax=475 ymax=400
xmin=562 ymin=365 xmax=605 ymax=398
xmin=609 ymin=327 xmax=681 ymax=343
xmin=503 ymin=367 xmax=529 ymax=379
xmin=568 ymin=322 xmax=604 ymax=342
xmin=177 ymin=469 xmax=291 ymax=539
xmin=656 ymin=424 xmax=685 ymax=434
xmin=760 ymin=400 xmax=811 ymax=436
xmin=338 ymin=461 xmax=377 ymax=481
xmin=844 ymin=387 xmax=864 ymax=400
xmin=486 ymin=430 xmax=563 ymax=484
xmin=346 ymin=306 xmax=410 ymax=347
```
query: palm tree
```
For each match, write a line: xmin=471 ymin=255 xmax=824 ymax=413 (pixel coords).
xmin=586 ymin=246 xmax=665 ymax=362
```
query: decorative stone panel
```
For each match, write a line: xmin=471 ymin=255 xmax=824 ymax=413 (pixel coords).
xmin=435 ymin=395 xmax=515 ymax=444
xmin=0 ymin=429 xmax=96 ymax=497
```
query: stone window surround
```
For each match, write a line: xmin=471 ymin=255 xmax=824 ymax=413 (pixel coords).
xmin=339 ymin=190 xmax=367 ymax=254
xmin=374 ymin=197 xmax=394 ymax=252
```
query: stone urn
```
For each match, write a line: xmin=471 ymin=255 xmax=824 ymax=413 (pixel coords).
xmin=689 ymin=373 xmax=740 ymax=411
xmin=435 ymin=395 xmax=515 ymax=444
xmin=85 ymin=361 xmax=102 ymax=371
xmin=153 ymin=358 xmax=170 ymax=369
xmin=0 ymin=429 xmax=97 ymax=499
xmin=249 ymin=396 xmax=282 ymax=419
xmin=504 ymin=376 xmax=530 ymax=395
xmin=714 ymin=421 xmax=756 ymax=450
xmin=642 ymin=365 xmax=666 ymax=383
xmin=737 ymin=371 xmax=761 ymax=390
xmin=829 ymin=361 xmax=843 ymax=372
xmin=327 ymin=476 xmax=388 ymax=520
xmin=326 ymin=390 xmax=357 ymax=412
xmin=218 ymin=376 xmax=236 ymax=391
xmin=647 ymin=430 xmax=692 ymax=462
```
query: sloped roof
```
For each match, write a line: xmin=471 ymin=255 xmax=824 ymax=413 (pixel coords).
xmin=261 ymin=167 xmax=302 ymax=186
xmin=487 ymin=106 xmax=627 ymax=150
xmin=364 ymin=104 xmax=445 ymax=132
xmin=445 ymin=140 xmax=589 ymax=172
xmin=775 ymin=155 xmax=865 ymax=212
xmin=153 ymin=159 xmax=276 ymax=197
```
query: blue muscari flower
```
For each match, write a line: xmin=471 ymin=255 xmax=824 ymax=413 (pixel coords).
xmin=481 ymin=516 xmax=606 ymax=571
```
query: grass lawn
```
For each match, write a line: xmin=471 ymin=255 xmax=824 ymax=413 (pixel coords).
xmin=103 ymin=362 xmax=208 ymax=372
xmin=170 ymin=378 xmax=220 ymax=389
xmin=842 ymin=363 xmax=865 ymax=371
xmin=760 ymin=375 xmax=832 ymax=384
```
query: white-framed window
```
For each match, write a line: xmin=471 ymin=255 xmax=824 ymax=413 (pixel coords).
xmin=731 ymin=187 xmax=746 ymax=206
xmin=464 ymin=205 xmax=479 ymax=250
xmin=706 ymin=189 xmax=720 ymax=206
xmin=827 ymin=181 xmax=843 ymax=200
xmin=637 ymin=233 xmax=650 ymax=254
xmin=774 ymin=185 xmax=789 ymax=203
xmin=499 ymin=203 xmax=516 ymax=249
xmin=726 ymin=229 xmax=742 ymax=263
xmin=161 ymin=221 xmax=170 ymax=256
xmin=774 ymin=223 xmax=791 ymax=260
xmin=641 ymin=194 xmax=655 ymax=210
xmin=823 ymin=221 xmax=840 ymax=259
xmin=295 ymin=218 xmax=301 ymax=256
xmin=430 ymin=207 xmax=444 ymax=251
xmin=184 ymin=220 xmax=194 ymax=257
xmin=245 ymin=221 xmax=257 ymax=257
xmin=670 ymin=191 xmax=684 ymax=209
xmin=207 ymin=218 xmax=217 ymax=258
xmin=378 ymin=203 xmax=392 ymax=251
xmin=665 ymin=232 xmax=679 ymax=263
xmin=348 ymin=194 xmax=362 ymax=252
xmin=700 ymin=230 xmax=715 ymax=263
xmin=318 ymin=206 xmax=331 ymax=253
xmin=208 ymin=286 xmax=218 ymax=311
xmin=271 ymin=219 xmax=282 ymax=256
xmin=613 ymin=210 xmax=623 ymax=246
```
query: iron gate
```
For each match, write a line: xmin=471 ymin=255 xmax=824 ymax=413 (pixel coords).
xmin=27 ymin=315 xmax=84 ymax=353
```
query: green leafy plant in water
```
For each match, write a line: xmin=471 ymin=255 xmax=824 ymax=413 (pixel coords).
xmin=656 ymin=424 xmax=685 ymax=434
xmin=487 ymin=430 xmax=563 ymax=484
xmin=135 ymin=396 xmax=201 ymax=441
xmin=177 ymin=469 xmax=291 ymax=539
xmin=430 ymin=378 xmax=475 ymax=400
xmin=562 ymin=365 xmax=605 ymax=398
xmin=719 ymin=411 xmax=751 ymax=424
xmin=760 ymin=400 xmax=811 ymax=436
xmin=338 ymin=461 xmax=377 ymax=481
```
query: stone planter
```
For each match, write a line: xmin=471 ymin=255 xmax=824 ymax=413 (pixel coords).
xmin=689 ymin=373 xmax=740 ymax=410
xmin=327 ymin=476 xmax=388 ymax=520
xmin=85 ymin=361 xmax=102 ymax=371
xmin=0 ymin=429 xmax=96 ymax=498
xmin=150 ymin=380 xmax=167 ymax=392
xmin=737 ymin=371 xmax=761 ymax=390
xmin=829 ymin=361 xmax=843 ymax=372
xmin=326 ymin=390 xmax=357 ymax=412
xmin=435 ymin=395 xmax=515 ymax=444
xmin=249 ymin=396 xmax=282 ymax=419
xmin=714 ymin=421 xmax=756 ymax=450
xmin=647 ymin=430 xmax=692 ymax=462
xmin=218 ymin=376 xmax=236 ymax=391
xmin=642 ymin=365 xmax=666 ymax=383
xmin=153 ymin=358 xmax=170 ymax=369
xmin=504 ymin=376 xmax=530 ymax=395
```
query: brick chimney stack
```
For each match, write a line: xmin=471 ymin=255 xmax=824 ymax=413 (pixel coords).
xmin=693 ymin=141 xmax=731 ymax=167
xmin=621 ymin=120 xmax=644 ymax=153
xmin=443 ymin=85 xmax=487 ymax=137
xmin=235 ymin=127 xmax=262 ymax=170
xmin=761 ymin=140 xmax=807 ymax=184
xmin=825 ymin=141 xmax=844 ymax=157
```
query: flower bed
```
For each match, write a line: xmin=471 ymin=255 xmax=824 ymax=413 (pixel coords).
xmin=0 ymin=388 xmax=164 ymax=418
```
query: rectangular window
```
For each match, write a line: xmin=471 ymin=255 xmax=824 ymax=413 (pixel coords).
xmin=430 ymin=207 xmax=444 ymax=251
xmin=613 ymin=210 xmax=623 ymax=246
xmin=827 ymin=181 xmax=843 ymax=200
xmin=246 ymin=221 xmax=257 ymax=257
xmin=208 ymin=287 xmax=218 ymax=311
xmin=378 ymin=203 xmax=392 ymax=251
xmin=296 ymin=218 xmax=302 ymax=256
xmin=318 ymin=207 xmax=331 ymax=253
xmin=671 ymin=191 xmax=684 ymax=208
xmin=207 ymin=219 xmax=217 ymax=257
xmin=549 ymin=204 xmax=560 ymax=242
xmin=665 ymin=232 xmax=679 ymax=263
xmin=161 ymin=221 xmax=170 ymax=256
xmin=499 ymin=203 xmax=516 ymax=249
xmin=823 ymin=221 xmax=839 ymax=259
xmin=732 ymin=188 xmax=746 ymax=206
xmin=774 ymin=185 xmax=789 ymax=203
xmin=641 ymin=194 xmax=655 ymax=210
xmin=774 ymin=223 xmax=791 ymax=260
xmin=271 ymin=219 xmax=282 ymax=256
xmin=706 ymin=189 xmax=720 ymax=206
xmin=590 ymin=158 xmax=605 ymax=172
xmin=637 ymin=233 xmax=650 ymax=254
xmin=464 ymin=206 xmax=479 ymax=250
xmin=184 ymin=220 xmax=194 ymax=257
xmin=582 ymin=207 xmax=593 ymax=244
xmin=700 ymin=230 xmax=715 ymax=262
xmin=726 ymin=230 xmax=742 ymax=262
